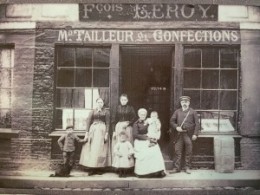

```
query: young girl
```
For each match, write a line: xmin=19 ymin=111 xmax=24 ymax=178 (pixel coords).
xmin=146 ymin=111 xmax=161 ymax=147
xmin=112 ymin=131 xmax=135 ymax=177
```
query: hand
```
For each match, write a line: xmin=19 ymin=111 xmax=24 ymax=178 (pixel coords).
xmin=176 ymin=126 xmax=183 ymax=132
xmin=83 ymin=138 xmax=88 ymax=143
xmin=128 ymin=154 xmax=133 ymax=159
xmin=112 ymin=132 xmax=116 ymax=139
xmin=192 ymin=135 xmax=197 ymax=141
xmin=104 ymin=132 xmax=108 ymax=143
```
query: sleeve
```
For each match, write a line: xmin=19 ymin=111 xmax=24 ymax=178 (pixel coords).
xmin=133 ymin=122 xmax=148 ymax=140
xmin=113 ymin=143 xmax=120 ymax=154
xmin=193 ymin=110 xmax=200 ymax=136
xmin=170 ymin=110 xmax=178 ymax=130
xmin=155 ymin=119 xmax=162 ymax=140
xmin=127 ymin=142 xmax=135 ymax=154
xmin=86 ymin=110 xmax=94 ymax=132
xmin=129 ymin=106 xmax=137 ymax=126
xmin=57 ymin=135 xmax=65 ymax=150
xmin=112 ymin=106 xmax=119 ymax=131
xmin=74 ymin=134 xmax=83 ymax=142
xmin=105 ymin=109 xmax=110 ymax=133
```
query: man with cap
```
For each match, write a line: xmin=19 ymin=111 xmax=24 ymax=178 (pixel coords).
xmin=169 ymin=96 xmax=199 ymax=174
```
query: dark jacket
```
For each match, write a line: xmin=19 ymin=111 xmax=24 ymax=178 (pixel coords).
xmin=170 ymin=108 xmax=200 ymax=137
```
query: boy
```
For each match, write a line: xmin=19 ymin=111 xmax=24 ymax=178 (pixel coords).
xmin=56 ymin=125 xmax=85 ymax=177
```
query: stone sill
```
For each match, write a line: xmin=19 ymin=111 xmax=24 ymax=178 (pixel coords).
xmin=49 ymin=130 xmax=86 ymax=137
xmin=0 ymin=128 xmax=20 ymax=139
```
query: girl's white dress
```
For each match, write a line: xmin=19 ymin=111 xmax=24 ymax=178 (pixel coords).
xmin=112 ymin=141 xmax=134 ymax=168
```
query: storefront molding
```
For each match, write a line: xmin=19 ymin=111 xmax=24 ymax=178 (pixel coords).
xmin=36 ymin=21 xmax=240 ymax=30
xmin=0 ymin=0 xmax=259 ymax=6
xmin=0 ymin=22 xmax=36 ymax=30
xmin=240 ymin=22 xmax=260 ymax=30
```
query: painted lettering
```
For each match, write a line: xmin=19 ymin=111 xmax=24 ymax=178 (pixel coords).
xmin=58 ymin=30 xmax=68 ymax=41
xmin=166 ymin=4 xmax=179 ymax=19
xmin=83 ymin=4 xmax=95 ymax=19
xmin=181 ymin=5 xmax=195 ymax=19
xmin=198 ymin=5 xmax=211 ymax=19
xmin=152 ymin=4 xmax=164 ymax=19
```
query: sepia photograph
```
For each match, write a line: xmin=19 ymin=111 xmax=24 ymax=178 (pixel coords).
xmin=0 ymin=0 xmax=260 ymax=194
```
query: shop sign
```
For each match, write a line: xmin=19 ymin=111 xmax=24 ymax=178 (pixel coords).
xmin=79 ymin=4 xmax=218 ymax=21
xmin=57 ymin=29 xmax=240 ymax=44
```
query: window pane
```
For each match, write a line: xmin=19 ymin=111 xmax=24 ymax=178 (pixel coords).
xmin=57 ymin=69 xmax=75 ymax=87
xmin=57 ymin=47 xmax=75 ymax=67
xmin=202 ymin=48 xmax=219 ymax=68
xmin=220 ymin=91 xmax=237 ymax=110
xmin=93 ymin=48 xmax=110 ymax=67
xmin=0 ymin=109 xmax=11 ymax=128
xmin=75 ymin=69 xmax=92 ymax=87
xmin=220 ymin=48 xmax=238 ymax=68
xmin=85 ymin=88 xmax=93 ymax=109
xmin=74 ymin=109 xmax=91 ymax=130
xmin=62 ymin=109 xmax=73 ymax=130
xmin=0 ymin=49 xmax=12 ymax=68
xmin=219 ymin=111 xmax=236 ymax=132
xmin=220 ymin=70 xmax=237 ymax=89
xmin=184 ymin=48 xmax=201 ymax=68
xmin=199 ymin=111 xmax=219 ymax=131
xmin=201 ymin=90 xmax=218 ymax=109
xmin=72 ymin=89 xmax=85 ymax=108
xmin=56 ymin=88 xmax=73 ymax=108
xmin=93 ymin=69 xmax=109 ymax=87
xmin=202 ymin=70 xmax=219 ymax=89
xmin=183 ymin=90 xmax=200 ymax=109
xmin=55 ymin=109 xmax=63 ymax=129
xmin=0 ymin=69 xmax=11 ymax=88
xmin=0 ymin=89 xmax=11 ymax=109
xmin=184 ymin=70 xmax=200 ymax=88
xmin=76 ymin=48 xmax=92 ymax=67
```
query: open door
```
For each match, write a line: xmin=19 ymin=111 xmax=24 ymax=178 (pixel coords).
xmin=120 ymin=45 xmax=174 ymax=158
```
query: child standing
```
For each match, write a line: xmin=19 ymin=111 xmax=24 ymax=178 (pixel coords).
xmin=146 ymin=111 xmax=161 ymax=147
xmin=57 ymin=125 xmax=85 ymax=176
xmin=112 ymin=131 xmax=135 ymax=177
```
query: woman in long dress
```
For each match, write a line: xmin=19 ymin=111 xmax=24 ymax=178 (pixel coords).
xmin=79 ymin=98 xmax=111 ymax=176
xmin=112 ymin=94 xmax=136 ymax=162
xmin=133 ymin=108 xmax=166 ymax=178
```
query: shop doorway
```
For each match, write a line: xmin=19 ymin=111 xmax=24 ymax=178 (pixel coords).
xmin=120 ymin=45 xmax=174 ymax=157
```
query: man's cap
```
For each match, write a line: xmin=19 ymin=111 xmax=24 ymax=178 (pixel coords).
xmin=179 ymin=96 xmax=191 ymax=101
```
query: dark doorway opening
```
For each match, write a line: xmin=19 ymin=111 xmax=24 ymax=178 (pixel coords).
xmin=120 ymin=45 xmax=174 ymax=157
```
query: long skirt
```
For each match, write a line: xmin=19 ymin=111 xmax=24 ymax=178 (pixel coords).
xmin=79 ymin=122 xmax=111 ymax=168
xmin=111 ymin=121 xmax=133 ymax=163
xmin=134 ymin=139 xmax=165 ymax=176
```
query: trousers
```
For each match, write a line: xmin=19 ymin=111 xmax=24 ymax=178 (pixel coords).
xmin=63 ymin=151 xmax=75 ymax=167
xmin=174 ymin=133 xmax=192 ymax=170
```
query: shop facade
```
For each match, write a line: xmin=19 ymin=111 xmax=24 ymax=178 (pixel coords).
xmin=0 ymin=2 xmax=260 ymax=172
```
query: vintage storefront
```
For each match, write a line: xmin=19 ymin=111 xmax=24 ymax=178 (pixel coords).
xmin=0 ymin=2 xmax=260 ymax=172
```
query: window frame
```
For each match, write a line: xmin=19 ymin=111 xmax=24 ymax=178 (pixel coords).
xmin=54 ymin=44 xmax=112 ymax=131
xmin=180 ymin=44 xmax=241 ymax=133
xmin=0 ymin=46 xmax=14 ymax=130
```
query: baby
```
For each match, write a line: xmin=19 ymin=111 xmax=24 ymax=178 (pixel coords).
xmin=112 ymin=131 xmax=135 ymax=177
xmin=146 ymin=111 xmax=161 ymax=147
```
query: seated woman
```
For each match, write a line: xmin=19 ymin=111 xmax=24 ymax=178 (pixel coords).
xmin=133 ymin=108 xmax=166 ymax=178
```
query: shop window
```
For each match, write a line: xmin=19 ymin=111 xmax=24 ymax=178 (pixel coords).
xmin=0 ymin=48 xmax=14 ymax=129
xmin=55 ymin=46 xmax=110 ymax=131
xmin=183 ymin=47 xmax=240 ymax=132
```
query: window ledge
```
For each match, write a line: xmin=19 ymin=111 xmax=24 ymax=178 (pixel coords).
xmin=49 ymin=130 xmax=86 ymax=137
xmin=0 ymin=128 xmax=20 ymax=139
xmin=199 ymin=132 xmax=241 ymax=138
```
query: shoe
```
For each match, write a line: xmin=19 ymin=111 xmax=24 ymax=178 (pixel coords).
xmin=159 ymin=171 xmax=166 ymax=178
xmin=184 ymin=168 xmax=191 ymax=174
xmin=88 ymin=171 xmax=95 ymax=176
xmin=169 ymin=168 xmax=181 ymax=174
